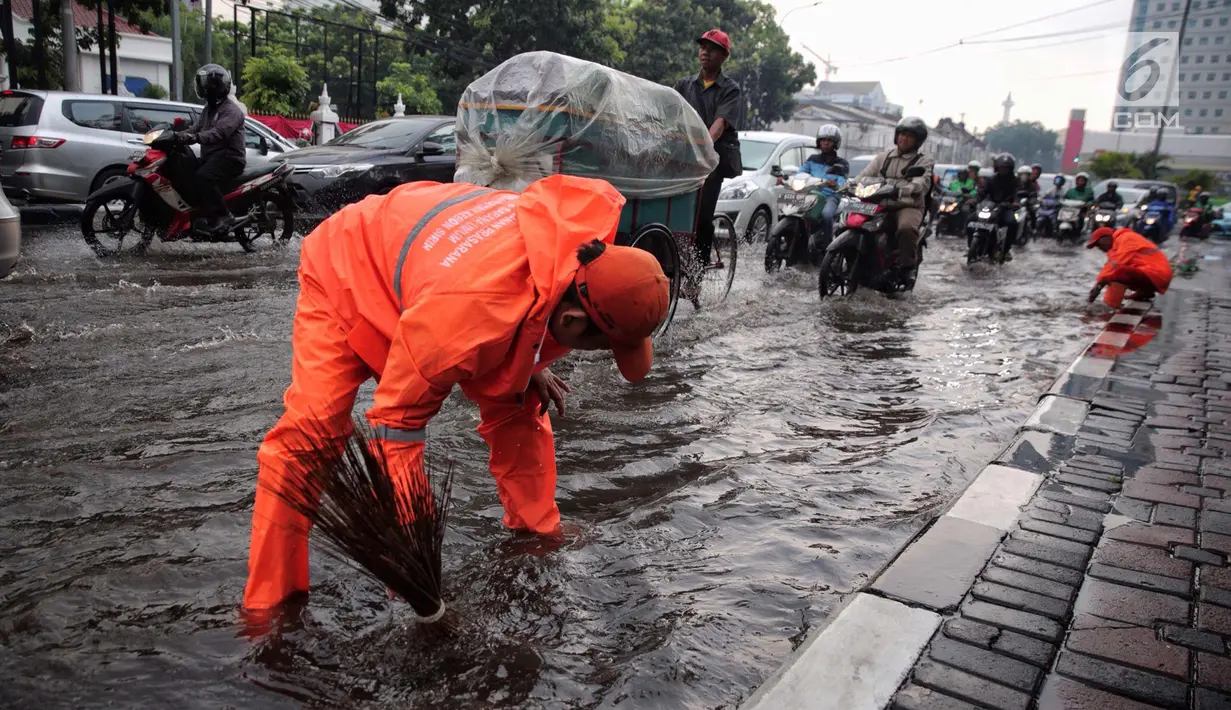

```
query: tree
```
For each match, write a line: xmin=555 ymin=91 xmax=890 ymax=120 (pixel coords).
xmin=1176 ymin=169 xmax=1218 ymax=192
xmin=1088 ymin=151 xmax=1144 ymax=180
xmin=983 ymin=121 xmax=1060 ymax=169
xmin=723 ymin=0 xmax=815 ymax=129
xmin=376 ymin=60 xmax=443 ymax=115
xmin=241 ymin=49 xmax=309 ymax=115
xmin=141 ymin=83 xmax=167 ymax=99
xmin=616 ymin=0 xmax=721 ymax=86
xmin=1 ymin=0 xmax=105 ymax=90
xmin=1133 ymin=151 xmax=1170 ymax=179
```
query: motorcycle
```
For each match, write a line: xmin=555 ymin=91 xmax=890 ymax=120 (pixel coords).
xmin=765 ymin=169 xmax=842 ymax=272
xmin=1135 ymin=202 xmax=1173 ymax=244
xmin=1056 ymin=199 xmax=1087 ymax=244
xmin=935 ymin=190 xmax=970 ymax=237
xmin=80 ymin=123 xmax=296 ymax=257
xmin=1088 ymin=203 xmax=1118 ymax=234
xmin=1013 ymin=194 xmax=1034 ymax=247
xmin=1036 ymin=194 xmax=1060 ymax=238
xmin=1180 ymin=207 xmax=1211 ymax=239
xmin=965 ymin=199 xmax=1011 ymax=265
xmin=818 ymin=164 xmax=929 ymax=298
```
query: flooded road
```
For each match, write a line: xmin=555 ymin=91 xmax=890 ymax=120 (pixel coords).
xmin=1 ymin=226 xmax=1107 ymax=709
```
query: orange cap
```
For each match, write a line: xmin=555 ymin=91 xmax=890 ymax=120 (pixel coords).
xmin=1087 ymin=226 xmax=1115 ymax=248
xmin=573 ymin=243 xmax=670 ymax=383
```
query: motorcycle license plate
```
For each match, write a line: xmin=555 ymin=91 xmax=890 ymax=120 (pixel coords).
xmin=970 ymin=221 xmax=994 ymax=230
xmin=845 ymin=201 xmax=877 ymax=216
xmin=778 ymin=193 xmax=806 ymax=206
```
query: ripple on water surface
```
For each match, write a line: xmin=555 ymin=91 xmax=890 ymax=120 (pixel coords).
xmin=0 ymin=231 xmax=1107 ymax=708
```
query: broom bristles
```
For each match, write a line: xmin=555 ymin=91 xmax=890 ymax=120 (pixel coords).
xmin=263 ymin=415 xmax=455 ymax=621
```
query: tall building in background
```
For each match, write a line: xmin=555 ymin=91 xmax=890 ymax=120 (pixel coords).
xmin=1124 ymin=0 xmax=1231 ymax=135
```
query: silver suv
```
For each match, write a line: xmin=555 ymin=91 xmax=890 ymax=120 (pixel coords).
xmin=0 ymin=90 xmax=297 ymax=203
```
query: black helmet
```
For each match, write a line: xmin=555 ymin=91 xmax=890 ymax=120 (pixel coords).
xmin=1200 ymin=191 xmax=1211 ymax=202
xmin=1151 ymin=186 xmax=1167 ymax=201
xmin=816 ymin=123 xmax=842 ymax=150
xmin=1107 ymin=181 xmax=1118 ymax=191
xmin=894 ymin=116 xmax=928 ymax=149
xmin=992 ymin=152 xmax=1016 ymax=174
xmin=195 ymin=63 xmax=232 ymax=103
xmin=1054 ymin=175 xmax=1066 ymax=186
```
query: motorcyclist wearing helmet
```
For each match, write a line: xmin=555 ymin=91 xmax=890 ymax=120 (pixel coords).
xmin=976 ymin=152 xmax=1021 ymax=260
xmin=176 ymin=64 xmax=247 ymax=234
xmin=1051 ymin=174 xmax=1067 ymax=198
xmin=1030 ymin=164 xmax=1043 ymax=184
xmin=855 ymin=116 xmax=936 ymax=279
xmin=1017 ymin=164 xmax=1039 ymax=230
xmin=1141 ymin=186 xmax=1177 ymax=236
xmin=946 ymin=162 xmax=980 ymax=233
xmin=799 ymin=124 xmax=850 ymax=248
xmin=1095 ymin=180 xmax=1124 ymax=210
xmin=1196 ymin=191 xmax=1218 ymax=225
xmin=1065 ymin=172 xmax=1096 ymax=204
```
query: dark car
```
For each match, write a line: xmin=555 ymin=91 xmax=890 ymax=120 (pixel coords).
xmin=278 ymin=115 xmax=457 ymax=221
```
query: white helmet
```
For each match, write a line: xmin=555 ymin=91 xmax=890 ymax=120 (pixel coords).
xmin=816 ymin=123 xmax=842 ymax=150
xmin=1017 ymin=165 xmax=1032 ymax=176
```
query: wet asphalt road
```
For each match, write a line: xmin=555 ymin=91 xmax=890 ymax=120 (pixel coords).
xmin=1 ymin=224 xmax=1112 ymax=709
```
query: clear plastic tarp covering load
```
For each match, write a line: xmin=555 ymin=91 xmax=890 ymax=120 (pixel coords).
xmin=455 ymin=51 xmax=719 ymax=199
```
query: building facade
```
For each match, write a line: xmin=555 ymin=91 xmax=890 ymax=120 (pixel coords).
xmin=1124 ymin=0 xmax=1231 ymax=135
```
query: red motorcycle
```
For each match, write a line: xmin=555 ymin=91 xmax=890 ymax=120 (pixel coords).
xmin=1180 ymin=206 xmax=1211 ymax=240
xmin=80 ymin=121 xmax=295 ymax=256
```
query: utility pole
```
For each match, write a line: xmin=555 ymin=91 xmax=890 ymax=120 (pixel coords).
xmin=1152 ymin=0 xmax=1192 ymax=173
xmin=170 ymin=0 xmax=181 ymax=99
xmin=97 ymin=2 xmax=105 ymax=92
xmin=1 ymin=0 xmax=19 ymax=89
xmin=205 ymin=0 xmax=213 ymax=65
xmin=61 ymin=0 xmax=80 ymax=90
xmin=107 ymin=0 xmax=118 ymax=94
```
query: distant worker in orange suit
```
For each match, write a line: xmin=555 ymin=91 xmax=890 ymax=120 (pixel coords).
xmin=1086 ymin=226 xmax=1173 ymax=307
xmin=244 ymin=174 xmax=670 ymax=611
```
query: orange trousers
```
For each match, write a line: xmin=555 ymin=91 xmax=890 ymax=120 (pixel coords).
xmin=243 ymin=272 xmax=560 ymax=610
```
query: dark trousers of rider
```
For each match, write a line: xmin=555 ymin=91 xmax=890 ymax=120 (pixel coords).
xmin=694 ymin=169 xmax=724 ymax=265
xmin=168 ymin=152 xmax=244 ymax=219
xmin=895 ymin=207 xmax=924 ymax=268
xmin=998 ymin=209 xmax=1018 ymax=250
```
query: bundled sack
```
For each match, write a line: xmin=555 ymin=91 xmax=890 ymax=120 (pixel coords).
xmin=455 ymin=51 xmax=719 ymax=199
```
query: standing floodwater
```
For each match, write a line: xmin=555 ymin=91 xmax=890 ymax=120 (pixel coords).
xmin=1 ymin=229 xmax=1105 ymax=709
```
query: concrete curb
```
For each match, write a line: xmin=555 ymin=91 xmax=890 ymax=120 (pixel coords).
xmin=739 ymin=300 xmax=1156 ymax=710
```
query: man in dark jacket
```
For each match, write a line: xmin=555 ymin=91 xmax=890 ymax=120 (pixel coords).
xmin=977 ymin=152 xmax=1021 ymax=261
xmin=674 ymin=28 xmax=742 ymax=269
xmin=180 ymin=64 xmax=247 ymax=233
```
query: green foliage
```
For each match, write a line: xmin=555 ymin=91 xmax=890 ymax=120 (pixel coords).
xmin=1133 ymin=151 xmax=1170 ymax=179
xmin=141 ymin=83 xmax=168 ymax=99
xmin=241 ymin=50 xmax=309 ymax=115
xmin=376 ymin=60 xmax=443 ymax=115
xmin=724 ymin=0 xmax=815 ymax=129
xmin=983 ymin=121 xmax=1060 ymax=168
xmin=1176 ymin=168 xmax=1218 ymax=192
xmin=1088 ymin=151 xmax=1144 ymax=180
xmin=2 ymin=0 xmax=106 ymax=90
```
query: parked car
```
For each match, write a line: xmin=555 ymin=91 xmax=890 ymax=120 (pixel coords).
xmin=0 ymin=181 xmax=19 ymax=278
xmin=0 ymin=89 xmax=297 ymax=204
xmin=715 ymin=131 xmax=812 ymax=242
xmin=276 ymin=115 xmax=456 ymax=222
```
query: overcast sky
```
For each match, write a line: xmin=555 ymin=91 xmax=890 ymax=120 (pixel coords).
xmin=770 ymin=0 xmax=1136 ymax=133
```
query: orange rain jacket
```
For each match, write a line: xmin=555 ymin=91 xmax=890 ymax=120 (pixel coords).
xmin=245 ymin=175 xmax=626 ymax=610
xmin=1096 ymin=228 xmax=1173 ymax=294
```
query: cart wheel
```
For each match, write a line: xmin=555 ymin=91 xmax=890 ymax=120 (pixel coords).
xmin=627 ymin=223 xmax=681 ymax=337
xmin=696 ymin=214 xmax=738 ymax=307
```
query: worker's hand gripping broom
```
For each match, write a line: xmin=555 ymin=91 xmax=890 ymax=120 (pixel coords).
xmin=267 ymin=416 xmax=455 ymax=624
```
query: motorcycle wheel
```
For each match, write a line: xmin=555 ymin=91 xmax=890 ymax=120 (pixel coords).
xmin=818 ymin=248 xmax=858 ymax=298
xmin=81 ymin=191 xmax=152 ymax=257
xmin=236 ymin=191 xmax=296 ymax=252
xmin=764 ymin=232 xmax=787 ymax=273
xmin=966 ymin=234 xmax=982 ymax=265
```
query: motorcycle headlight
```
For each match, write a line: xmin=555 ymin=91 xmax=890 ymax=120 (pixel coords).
xmin=1145 ymin=217 xmax=1157 ymax=224
xmin=979 ymin=210 xmax=991 ymax=219
xmin=310 ymin=163 xmax=374 ymax=179
xmin=719 ymin=181 xmax=755 ymax=201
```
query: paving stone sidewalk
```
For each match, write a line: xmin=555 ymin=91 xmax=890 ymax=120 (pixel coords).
xmin=888 ymin=292 xmax=1231 ymax=710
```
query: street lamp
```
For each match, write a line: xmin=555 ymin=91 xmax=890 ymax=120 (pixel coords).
xmin=781 ymin=1 xmax=823 ymax=23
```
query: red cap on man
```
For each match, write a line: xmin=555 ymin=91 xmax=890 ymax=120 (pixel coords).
xmin=1087 ymin=226 xmax=1115 ymax=248
xmin=697 ymin=29 xmax=731 ymax=55
xmin=573 ymin=242 xmax=670 ymax=383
